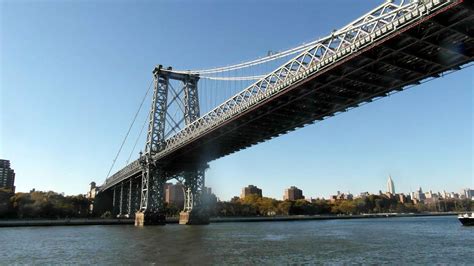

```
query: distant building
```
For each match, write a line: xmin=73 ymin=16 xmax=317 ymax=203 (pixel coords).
xmin=462 ymin=188 xmax=474 ymax=200
xmin=412 ymin=187 xmax=426 ymax=202
xmin=329 ymin=191 xmax=353 ymax=202
xmin=283 ymin=186 xmax=304 ymax=201
xmin=165 ymin=183 xmax=185 ymax=209
xmin=387 ymin=175 xmax=395 ymax=195
xmin=442 ymin=190 xmax=450 ymax=199
xmin=87 ymin=182 xmax=98 ymax=199
xmin=203 ymin=187 xmax=213 ymax=195
xmin=241 ymin=185 xmax=262 ymax=199
xmin=424 ymin=190 xmax=434 ymax=199
xmin=0 ymin=159 xmax=15 ymax=192
xmin=87 ymin=182 xmax=99 ymax=213
xmin=398 ymin=193 xmax=409 ymax=204
xmin=358 ymin=192 xmax=370 ymax=199
xmin=202 ymin=187 xmax=218 ymax=206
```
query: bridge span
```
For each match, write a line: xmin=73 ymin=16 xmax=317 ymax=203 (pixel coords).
xmin=94 ymin=0 xmax=474 ymax=225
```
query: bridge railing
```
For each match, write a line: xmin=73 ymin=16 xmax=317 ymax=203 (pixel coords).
xmin=154 ymin=0 xmax=451 ymax=160
xmin=102 ymin=159 xmax=141 ymax=190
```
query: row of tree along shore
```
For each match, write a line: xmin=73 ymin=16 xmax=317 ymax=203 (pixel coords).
xmin=0 ymin=189 xmax=472 ymax=220
xmin=206 ymin=194 xmax=472 ymax=217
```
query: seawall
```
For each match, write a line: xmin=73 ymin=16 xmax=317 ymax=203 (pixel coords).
xmin=0 ymin=212 xmax=459 ymax=227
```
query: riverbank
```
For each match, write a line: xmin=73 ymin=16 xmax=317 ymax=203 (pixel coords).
xmin=211 ymin=212 xmax=459 ymax=223
xmin=0 ymin=212 xmax=459 ymax=227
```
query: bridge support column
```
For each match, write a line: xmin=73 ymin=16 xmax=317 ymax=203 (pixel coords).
xmin=118 ymin=182 xmax=124 ymax=217
xmin=129 ymin=177 xmax=140 ymax=218
xmin=112 ymin=186 xmax=119 ymax=216
xmin=135 ymin=167 xmax=166 ymax=226
xmin=127 ymin=179 xmax=132 ymax=217
xmin=179 ymin=167 xmax=209 ymax=225
xmin=118 ymin=181 xmax=130 ymax=218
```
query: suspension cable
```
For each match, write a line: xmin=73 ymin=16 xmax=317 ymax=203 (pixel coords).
xmin=126 ymin=117 xmax=148 ymax=164
xmin=173 ymin=43 xmax=314 ymax=75
xmin=200 ymin=75 xmax=266 ymax=81
xmin=171 ymin=0 xmax=413 ymax=76
xmin=105 ymin=79 xmax=153 ymax=179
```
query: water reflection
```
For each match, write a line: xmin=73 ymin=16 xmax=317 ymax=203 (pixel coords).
xmin=1 ymin=216 xmax=472 ymax=264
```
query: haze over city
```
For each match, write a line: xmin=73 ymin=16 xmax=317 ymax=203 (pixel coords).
xmin=1 ymin=0 xmax=472 ymax=201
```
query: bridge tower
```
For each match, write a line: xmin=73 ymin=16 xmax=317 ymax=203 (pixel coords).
xmin=135 ymin=65 xmax=209 ymax=226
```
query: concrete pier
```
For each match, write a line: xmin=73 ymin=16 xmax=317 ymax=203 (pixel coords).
xmin=179 ymin=210 xmax=210 ymax=225
xmin=135 ymin=211 xmax=166 ymax=226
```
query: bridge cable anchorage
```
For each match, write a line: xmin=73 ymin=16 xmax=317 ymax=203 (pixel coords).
xmin=105 ymin=79 xmax=154 ymax=181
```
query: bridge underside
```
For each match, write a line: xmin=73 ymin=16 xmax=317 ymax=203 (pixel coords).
xmin=158 ymin=1 xmax=473 ymax=175
xmin=97 ymin=1 xmax=473 ymax=224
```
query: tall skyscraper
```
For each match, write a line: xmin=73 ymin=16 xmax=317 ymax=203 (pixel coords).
xmin=0 ymin=159 xmax=15 ymax=192
xmin=283 ymin=186 xmax=304 ymax=201
xmin=387 ymin=175 xmax=395 ymax=194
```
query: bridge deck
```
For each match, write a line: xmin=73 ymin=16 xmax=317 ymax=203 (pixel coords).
xmin=102 ymin=0 xmax=473 ymax=191
xmin=158 ymin=0 xmax=473 ymax=173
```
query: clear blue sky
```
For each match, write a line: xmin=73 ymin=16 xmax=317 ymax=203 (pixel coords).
xmin=1 ymin=0 xmax=472 ymax=200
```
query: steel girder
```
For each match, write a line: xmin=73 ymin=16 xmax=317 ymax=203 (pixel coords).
xmin=129 ymin=177 xmax=140 ymax=216
xmin=101 ymin=0 xmax=473 ymax=193
xmin=182 ymin=74 xmax=206 ymax=212
xmin=112 ymin=186 xmax=120 ymax=216
xmin=101 ymin=0 xmax=430 ymax=187
xmin=153 ymin=0 xmax=455 ymax=161
xmin=183 ymin=75 xmax=200 ymax=125
xmin=139 ymin=66 xmax=169 ymax=212
xmin=119 ymin=182 xmax=124 ymax=216
xmin=183 ymin=167 xmax=206 ymax=212
xmin=138 ymin=66 xmax=202 ymax=215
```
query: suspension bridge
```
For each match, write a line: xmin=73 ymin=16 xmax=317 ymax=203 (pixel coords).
xmin=93 ymin=0 xmax=474 ymax=225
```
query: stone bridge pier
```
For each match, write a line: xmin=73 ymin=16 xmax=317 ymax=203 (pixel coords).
xmin=134 ymin=165 xmax=209 ymax=226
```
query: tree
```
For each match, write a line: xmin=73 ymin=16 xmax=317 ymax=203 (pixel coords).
xmin=8 ymin=190 xmax=93 ymax=219
xmin=0 ymin=188 xmax=14 ymax=218
xmin=332 ymin=200 xmax=357 ymax=215
xmin=257 ymin=197 xmax=278 ymax=216
xmin=277 ymin=201 xmax=293 ymax=215
xmin=291 ymin=199 xmax=315 ymax=215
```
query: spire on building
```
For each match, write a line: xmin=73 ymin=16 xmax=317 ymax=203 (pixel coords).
xmin=387 ymin=175 xmax=395 ymax=194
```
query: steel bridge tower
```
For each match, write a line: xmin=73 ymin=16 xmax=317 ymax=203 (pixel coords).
xmin=135 ymin=65 xmax=209 ymax=226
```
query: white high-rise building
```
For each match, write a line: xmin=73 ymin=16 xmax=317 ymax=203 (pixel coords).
xmin=387 ymin=175 xmax=395 ymax=194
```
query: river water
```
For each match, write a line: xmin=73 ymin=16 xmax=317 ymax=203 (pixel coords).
xmin=1 ymin=216 xmax=472 ymax=264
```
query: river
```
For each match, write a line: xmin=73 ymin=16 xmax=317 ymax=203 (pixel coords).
xmin=1 ymin=216 xmax=472 ymax=264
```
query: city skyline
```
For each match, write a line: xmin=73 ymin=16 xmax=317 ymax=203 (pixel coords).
xmin=1 ymin=1 xmax=472 ymax=200
xmin=1 ymin=154 xmax=472 ymax=201
xmin=228 ymin=180 xmax=472 ymax=202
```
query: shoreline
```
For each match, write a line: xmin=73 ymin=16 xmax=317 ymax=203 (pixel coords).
xmin=0 ymin=212 xmax=459 ymax=227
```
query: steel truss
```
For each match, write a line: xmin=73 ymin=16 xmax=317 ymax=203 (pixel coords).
xmin=137 ymin=66 xmax=203 ymax=215
xmin=183 ymin=167 xmax=206 ymax=212
xmin=101 ymin=0 xmax=472 ymax=198
xmin=154 ymin=0 xmax=454 ymax=160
